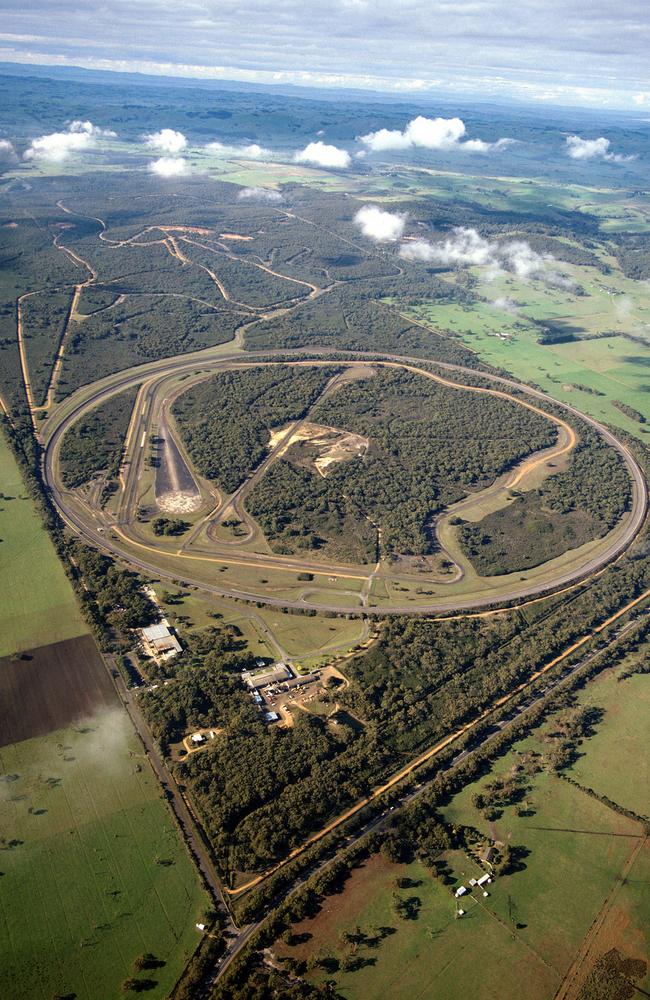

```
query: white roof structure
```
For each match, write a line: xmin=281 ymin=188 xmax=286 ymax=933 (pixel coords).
xmin=142 ymin=622 xmax=172 ymax=641
xmin=455 ymin=886 xmax=467 ymax=897
xmin=477 ymin=874 xmax=491 ymax=886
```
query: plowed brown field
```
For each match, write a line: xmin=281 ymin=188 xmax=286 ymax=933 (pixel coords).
xmin=0 ymin=633 xmax=117 ymax=745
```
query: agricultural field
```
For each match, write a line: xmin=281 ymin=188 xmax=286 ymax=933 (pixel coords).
xmin=0 ymin=707 xmax=209 ymax=1000
xmin=0 ymin=430 xmax=209 ymax=999
xmin=276 ymin=854 xmax=561 ymax=1000
xmin=563 ymin=644 xmax=650 ymax=817
xmin=278 ymin=662 xmax=650 ymax=1000
xmin=0 ymin=427 xmax=87 ymax=656
xmin=0 ymin=634 xmax=117 ymax=745
xmin=406 ymin=249 xmax=650 ymax=442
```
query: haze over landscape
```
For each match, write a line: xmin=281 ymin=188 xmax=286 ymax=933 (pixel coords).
xmin=1 ymin=3 xmax=649 ymax=999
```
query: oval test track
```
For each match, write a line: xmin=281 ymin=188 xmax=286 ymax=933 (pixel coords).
xmin=42 ymin=350 xmax=648 ymax=617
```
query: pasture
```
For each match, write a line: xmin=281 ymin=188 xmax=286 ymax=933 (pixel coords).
xmin=282 ymin=689 xmax=650 ymax=1000
xmin=442 ymin=765 xmax=642 ymax=976
xmin=278 ymin=854 xmax=560 ymax=1000
xmin=565 ymin=650 xmax=650 ymax=818
xmin=406 ymin=300 xmax=650 ymax=440
xmin=0 ymin=428 xmax=88 ymax=656
xmin=0 ymin=707 xmax=208 ymax=1000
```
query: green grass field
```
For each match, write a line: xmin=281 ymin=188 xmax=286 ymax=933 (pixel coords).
xmin=297 ymin=771 xmax=641 ymax=1000
xmin=283 ymin=664 xmax=650 ymax=1000
xmin=564 ymin=648 xmax=650 ymax=818
xmin=406 ymin=306 xmax=650 ymax=441
xmin=442 ymin=764 xmax=641 ymax=971
xmin=0 ymin=428 xmax=88 ymax=656
xmin=0 ymin=706 xmax=209 ymax=1000
xmin=402 ymin=243 xmax=650 ymax=441
xmin=280 ymin=854 xmax=560 ymax=1000
xmin=151 ymin=583 xmax=367 ymax=663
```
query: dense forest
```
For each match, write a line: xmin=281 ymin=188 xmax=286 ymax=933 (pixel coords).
xmin=172 ymin=365 xmax=337 ymax=492
xmin=244 ymin=279 xmax=479 ymax=364
xmin=248 ymin=367 xmax=555 ymax=559
xmin=20 ymin=290 xmax=73 ymax=407
xmin=59 ymin=386 xmax=138 ymax=488
xmin=59 ymin=293 xmax=242 ymax=398
xmin=134 ymin=519 xmax=650 ymax=876
xmin=459 ymin=428 xmax=631 ymax=574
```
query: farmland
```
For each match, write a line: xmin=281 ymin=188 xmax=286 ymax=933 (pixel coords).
xmin=0 ymin=634 xmax=117 ymax=745
xmin=0 ymin=707 xmax=209 ymax=1000
xmin=276 ymin=660 xmax=650 ymax=1000
xmin=0 ymin=426 xmax=87 ymax=657
xmin=406 ymin=259 xmax=650 ymax=444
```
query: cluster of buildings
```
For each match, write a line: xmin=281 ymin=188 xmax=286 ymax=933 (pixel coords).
xmin=139 ymin=620 xmax=182 ymax=661
xmin=455 ymin=872 xmax=493 ymax=914
xmin=241 ymin=660 xmax=323 ymax=723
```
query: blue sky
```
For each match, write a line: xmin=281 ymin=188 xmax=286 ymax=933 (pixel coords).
xmin=0 ymin=0 xmax=649 ymax=110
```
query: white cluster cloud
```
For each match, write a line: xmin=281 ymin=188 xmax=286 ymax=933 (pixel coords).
xmin=145 ymin=128 xmax=187 ymax=154
xmin=353 ymin=204 xmax=406 ymax=242
xmin=0 ymin=139 xmax=18 ymax=166
xmin=360 ymin=116 xmax=512 ymax=154
xmin=491 ymin=296 xmax=519 ymax=314
xmin=400 ymin=228 xmax=492 ymax=266
xmin=294 ymin=141 xmax=351 ymax=169
xmin=237 ymin=186 xmax=283 ymax=201
xmin=206 ymin=140 xmax=270 ymax=158
xmin=399 ymin=227 xmax=565 ymax=285
xmin=144 ymin=128 xmax=189 ymax=177
xmin=23 ymin=120 xmax=116 ymax=162
xmin=148 ymin=156 xmax=188 ymax=177
xmin=565 ymin=135 xmax=635 ymax=163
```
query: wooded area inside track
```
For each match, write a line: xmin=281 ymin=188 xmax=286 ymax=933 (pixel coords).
xmin=59 ymin=385 xmax=138 ymax=488
xmin=246 ymin=366 xmax=557 ymax=559
xmin=458 ymin=427 xmax=631 ymax=575
xmin=172 ymin=366 xmax=339 ymax=493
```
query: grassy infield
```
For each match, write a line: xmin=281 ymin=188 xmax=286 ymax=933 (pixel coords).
xmin=0 ymin=430 xmax=208 ymax=999
xmin=282 ymin=648 xmax=650 ymax=1000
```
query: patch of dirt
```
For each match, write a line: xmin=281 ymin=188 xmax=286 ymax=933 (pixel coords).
xmin=157 ymin=490 xmax=203 ymax=514
xmin=0 ymin=634 xmax=118 ymax=746
xmin=269 ymin=421 xmax=369 ymax=477
xmin=220 ymin=233 xmax=253 ymax=241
